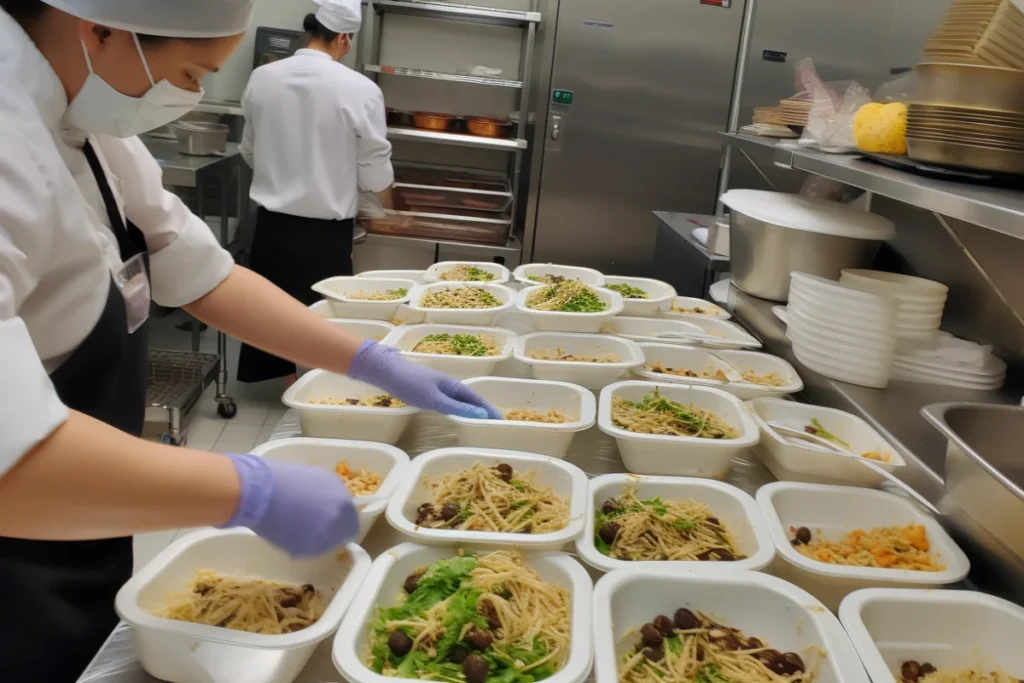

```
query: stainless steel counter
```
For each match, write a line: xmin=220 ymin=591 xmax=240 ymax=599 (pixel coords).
xmin=722 ymin=133 xmax=1024 ymax=241
xmin=142 ymin=138 xmax=242 ymax=188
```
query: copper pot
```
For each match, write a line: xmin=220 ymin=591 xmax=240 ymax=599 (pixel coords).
xmin=413 ymin=112 xmax=456 ymax=131
xmin=466 ymin=116 xmax=513 ymax=138
xmin=387 ymin=108 xmax=415 ymax=127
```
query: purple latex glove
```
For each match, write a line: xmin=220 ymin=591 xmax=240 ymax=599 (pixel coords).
xmin=348 ymin=340 xmax=503 ymax=419
xmin=220 ymin=453 xmax=359 ymax=557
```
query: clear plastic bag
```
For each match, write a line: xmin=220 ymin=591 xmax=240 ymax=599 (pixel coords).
xmin=794 ymin=58 xmax=872 ymax=152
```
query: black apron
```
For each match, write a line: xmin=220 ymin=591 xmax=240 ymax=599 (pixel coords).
xmin=238 ymin=206 xmax=354 ymax=382
xmin=0 ymin=141 xmax=150 ymax=683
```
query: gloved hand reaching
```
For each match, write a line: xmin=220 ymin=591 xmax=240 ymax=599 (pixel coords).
xmin=348 ymin=340 xmax=503 ymax=419
xmin=220 ymin=453 xmax=359 ymax=556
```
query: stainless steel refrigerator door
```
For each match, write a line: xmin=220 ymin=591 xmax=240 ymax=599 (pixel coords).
xmin=531 ymin=0 xmax=745 ymax=272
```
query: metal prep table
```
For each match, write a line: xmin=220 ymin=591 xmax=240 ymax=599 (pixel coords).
xmin=142 ymin=137 xmax=246 ymax=424
xmin=653 ymin=211 xmax=730 ymax=299
xmin=78 ymin=404 xmax=782 ymax=682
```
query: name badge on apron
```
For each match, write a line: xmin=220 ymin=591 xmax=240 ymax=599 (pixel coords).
xmin=112 ymin=253 xmax=150 ymax=334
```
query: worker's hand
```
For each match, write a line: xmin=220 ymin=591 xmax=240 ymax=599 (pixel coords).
xmin=220 ymin=453 xmax=360 ymax=556
xmin=348 ymin=340 xmax=503 ymax=419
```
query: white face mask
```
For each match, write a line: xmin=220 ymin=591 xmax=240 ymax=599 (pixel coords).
xmin=64 ymin=33 xmax=205 ymax=138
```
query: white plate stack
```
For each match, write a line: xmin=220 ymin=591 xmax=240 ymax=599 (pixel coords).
xmin=839 ymin=269 xmax=948 ymax=342
xmin=891 ymin=331 xmax=1007 ymax=390
xmin=786 ymin=272 xmax=897 ymax=389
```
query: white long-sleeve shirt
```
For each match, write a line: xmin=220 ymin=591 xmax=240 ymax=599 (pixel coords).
xmin=240 ymin=48 xmax=394 ymax=221
xmin=0 ymin=9 xmax=234 ymax=475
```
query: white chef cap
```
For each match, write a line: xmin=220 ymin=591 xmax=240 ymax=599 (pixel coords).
xmin=39 ymin=0 xmax=254 ymax=38
xmin=314 ymin=0 xmax=363 ymax=34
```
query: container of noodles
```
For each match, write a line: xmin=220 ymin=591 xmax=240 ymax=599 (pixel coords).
xmin=576 ymin=474 xmax=775 ymax=573
xmin=839 ymin=588 xmax=1024 ymax=683
xmin=514 ymin=331 xmax=645 ymax=390
xmin=312 ymin=276 xmax=418 ymax=320
xmin=332 ymin=543 xmax=594 ymax=683
xmin=634 ymin=345 xmax=804 ymax=401
xmin=115 ymin=528 xmax=372 ymax=683
xmin=385 ymin=448 xmax=588 ymax=549
xmin=511 ymin=263 xmax=606 ymax=290
xmin=424 ymin=261 xmax=511 ymax=285
xmin=283 ymin=370 xmax=420 ymax=444
xmin=591 ymin=567 xmax=871 ymax=683
xmin=445 ymin=377 xmax=597 ymax=458
xmin=381 ymin=323 xmax=517 ymax=380
xmin=597 ymin=381 xmax=760 ymax=479
xmin=252 ymin=437 xmax=410 ymax=543
xmin=603 ymin=276 xmax=677 ymax=317
xmin=756 ymin=482 xmax=970 ymax=611
xmin=298 ymin=319 xmax=396 ymax=377
xmin=356 ymin=269 xmax=429 ymax=285
xmin=515 ymin=282 xmax=624 ymax=333
xmin=408 ymin=282 xmax=516 ymax=326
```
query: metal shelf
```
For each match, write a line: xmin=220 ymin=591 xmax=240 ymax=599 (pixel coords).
xmin=722 ymin=132 xmax=1024 ymax=241
xmin=388 ymin=125 xmax=528 ymax=150
xmin=364 ymin=64 xmax=523 ymax=88
xmin=364 ymin=230 xmax=522 ymax=256
xmin=373 ymin=0 xmax=541 ymax=27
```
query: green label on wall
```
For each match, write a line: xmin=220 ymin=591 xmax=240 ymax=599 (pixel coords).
xmin=552 ymin=89 xmax=574 ymax=106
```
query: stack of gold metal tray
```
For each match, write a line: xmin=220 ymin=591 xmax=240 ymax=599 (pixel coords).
xmin=752 ymin=106 xmax=784 ymax=125
xmin=778 ymin=96 xmax=814 ymax=128
xmin=907 ymin=62 xmax=1024 ymax=174
xmin=922 ymin=0 xmax=1024 ymax=69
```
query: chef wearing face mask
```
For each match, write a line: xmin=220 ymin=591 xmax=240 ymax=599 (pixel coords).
xmin=0 ymin=1 xmax=500 ymax=681
xmin=237 ymin=0 xmax=396 ymax=385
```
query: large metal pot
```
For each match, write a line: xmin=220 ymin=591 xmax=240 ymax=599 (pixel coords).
xmin=728 ymin=208 xmax=886 ymax=302
xmin=172 ymin=121 xmax=229 ymax=156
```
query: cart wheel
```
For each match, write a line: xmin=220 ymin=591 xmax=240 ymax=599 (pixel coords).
xmin=217 ymin=401 xmax=238 ymax=419
xmin=160 ymin=433 xmax=181 ymax=446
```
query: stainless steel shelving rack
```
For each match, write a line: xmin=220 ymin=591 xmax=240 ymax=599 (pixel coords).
xmin=360 ymin=0 xmax=541 ymax=257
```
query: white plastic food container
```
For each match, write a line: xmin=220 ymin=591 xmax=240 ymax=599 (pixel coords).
xmin=385 ymin=447 xmax=588 ymax=549
xmin=576 ymin=474 xmax=775 ymax=573
xmin=446 ymin=377 xmax=597 ymax=458
xmin=333 ymin=543 xmax=595 ymax=683
xmin=312 ymin=276 xmax=417 ymax=320
xmin=381 ymin=323 xmax=517 ymax=380
xmin=662 ymin=295 xmax=731 ymax=320
xmin=252 ymin=437 xmax=410 ymax=543
xmin=282 ymin=370 xmax=419 ymax=444
xmin=839 ymin=588 xmax=1024 ymax=683
xmin=512 ymin=262 xmax=606 ymax=288
xmin=297 ymin=319 xmax=395 ymax=377
xmin=603 ymin=316 xmax=708 ymax=344
xmin=515 ymin=284 xmax=624 ymax=333
xmin=597 ymin=381 xmax=760 ymax=479
xmin=667 ymin=314 xmax=763 ymax=349
xmin=603 ymin=276 xmax=676 ymax=317
xmin=116 ymin=528 xmax=372 ymax=683
xmin=308 ymin=299 xmax=334 ymax=317
xmin=408 ymin=282 xmax=516 ymax=326
xmin=356 ymin=269 xmax=427 ymax=284
xmin=423 ymin=261 xmax=511 ymax=284
xmin=746 ymin=398 xmax=905 ymax=487
xmin=708 ymin=349 xmax=804 ymax=399
xmin=756 ymin=482 xmax=970 ymax=610
xmin=633 ymin=343 xmax=742 ymax=386
xmin=592 ymin=567 xmax=871 ymax=683
xmin=515 ymin=332 xmax=644 ymax=390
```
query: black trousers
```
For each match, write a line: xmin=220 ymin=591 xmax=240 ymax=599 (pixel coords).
xmin=238 ymin=207 xmax=354 ymax=383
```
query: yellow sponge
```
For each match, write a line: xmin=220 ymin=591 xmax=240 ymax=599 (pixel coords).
xmin=854 ymin=102 xmax=908 ymax=155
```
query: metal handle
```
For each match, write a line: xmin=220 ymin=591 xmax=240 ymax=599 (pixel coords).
xmin=550 ymin=115 xmax=562 ymax=140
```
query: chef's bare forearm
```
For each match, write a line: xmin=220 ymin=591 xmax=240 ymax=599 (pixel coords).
xmin=0 ymin=411 xmax=240 ymax=540
xmin=184 ymin=265 xmax=363 ymax=375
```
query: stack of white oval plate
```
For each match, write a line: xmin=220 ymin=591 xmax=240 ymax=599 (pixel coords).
xmin=839 ymin=269 xmax=948 ymax=342
xmin=786 ymin=272 xmax=896 ymax=389
xmin=891 ymin=331 xmax=1007 ymax=390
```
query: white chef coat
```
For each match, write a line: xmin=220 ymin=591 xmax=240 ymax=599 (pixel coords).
xmin=0 ymin=9 xmax=234 ymax=476
xmin=240 ymin=49 xmax=394 ymax=221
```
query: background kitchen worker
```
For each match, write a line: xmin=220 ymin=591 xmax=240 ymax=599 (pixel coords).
xmin=0 ymin=1 xmax=499 ymax=680
xmin=238 ymin=0 xmax=395 ymax=385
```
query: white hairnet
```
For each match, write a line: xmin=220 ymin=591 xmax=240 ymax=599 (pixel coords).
xmin=40 ymin=0 xmax=254 ymax=38
xmin=314 ymin=0 xmax=363 ymax=34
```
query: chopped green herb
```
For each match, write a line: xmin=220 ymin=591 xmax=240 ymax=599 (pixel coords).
xmin=607 ymin=283 xmax=649 ymax=299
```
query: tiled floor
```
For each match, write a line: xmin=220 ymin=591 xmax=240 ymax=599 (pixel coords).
xmin=134 ymin=311 xmax=290 ymax=571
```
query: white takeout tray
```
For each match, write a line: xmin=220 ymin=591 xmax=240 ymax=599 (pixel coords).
xmin=603 ymin=276 xmax=676 ymax=317
xmin=116 ymin=528 xmax=372 ymax=683
xmin=423 ymin=261 xmax=511 ymax=284
xmin=576 ymin=474 xmax=775 ymax=573
xmin=756 ymin=482 xmax=970 ymax=610
xmin=356 ymin=269 xmax=427 ymax=284
xmin=333 ymin=543 xmax=594 ymax=683
xmin=407 ymin=282 xmax=516 ymax=326
xmin=662 ymin=295 xmax=731 ymax=320
xmin=297 ymin=319 xmax=395 ymax=377
xmin=515 ymin=331 xmax=644 ymax=390
xmin=381 ymin=323 xmax=517 ymax=380
xmin=385 ymin=447 xmax=588 ymax=549
xmin=312 ymin=277 xmax=417 ymax=320
xmin=512 ymin=263 xmax=606 ymax=288
xmin=515 ymin=284 xmax=625 ymax=333
xmin=252 ymin=437 xmax=410 ymax=543
xmin=592 ymin=567 xmax=871 ymax=683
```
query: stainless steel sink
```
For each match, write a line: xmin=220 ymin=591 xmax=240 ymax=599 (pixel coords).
xmin=922 ymin=403 xmax=1024 ymax=563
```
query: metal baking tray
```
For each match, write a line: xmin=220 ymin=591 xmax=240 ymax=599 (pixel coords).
xmin=363 ymin=206 xmax=512 ymax=245
xmin=394 ymin=163 xmax=513 ymax=213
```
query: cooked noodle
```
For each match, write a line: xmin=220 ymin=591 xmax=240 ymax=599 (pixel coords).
xmin=347 ymin=288 xmax=409 ymax=301
xmin=419 ymin=286 xmax=502 ymax=310
xmin=611 ymin=390 xmax=738 ymax=439
xmin=336 ymin=461 xmax=382 ymax=495
xmin=525 ymin=279 xmax=607 ymax=313
xmin=607 ymin=284 xmax=649 ymax=299
xmin=415 ymin=462 xmax=569 ymax=534
xmin=368 ymin=551 xmax=571 ymax=683
xmin=791 ymin=524 xmax=942 ymax=571
xmin=648 ymin=362 xmax=727 ymax=382
xmin=440 ymin=265 xmax=495 ymax=282
xmin=309 ymin=395 xmax=406 ymax=408
xmin=595 ymin=485 xmax=745 ymax=562
xmin=412 ymin=334 xmax=499 ymax=357
xmin=503 ymin=409 xmax=570 ymax=423
xmin=670 ymin=304 xmax=723 ymax=317
xmin=739 ymin=370 xmax=786 ymax=387
xmin=619 ymin=609 xmax=818 ymax=683
xmin=527 ymin=274 xmax=568 ymax=285
xmin=900 ymin=661 xmax=1020 ymax=683
xmin=156 ymin=570 xmax=325 ymax=635
xmin=529 ymin=348 xmax=620 ymax=363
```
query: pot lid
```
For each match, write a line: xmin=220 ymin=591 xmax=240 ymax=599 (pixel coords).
xmin=720 ymin=190 xmax=896 ymax=240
